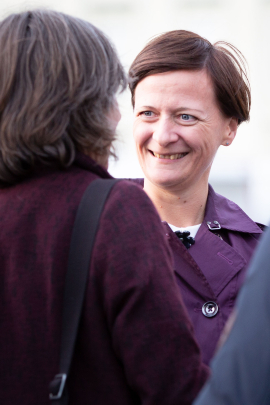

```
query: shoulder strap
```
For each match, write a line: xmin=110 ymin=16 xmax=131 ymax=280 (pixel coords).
xmin=49 ymin=178 xmax=120 ymax=404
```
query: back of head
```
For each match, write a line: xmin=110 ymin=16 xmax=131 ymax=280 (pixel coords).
xmin=0 ymin=9 xmax=126 ymax=187
xmin=129 ymin=30 xmax=250 ymax=125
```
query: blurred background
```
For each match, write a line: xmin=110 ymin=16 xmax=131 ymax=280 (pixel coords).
xmin=1 ymin=0 xmax=270 ymax=224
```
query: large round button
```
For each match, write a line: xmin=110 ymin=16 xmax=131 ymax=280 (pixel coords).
xmin=202 ymin=301 xmax=218 ymax=318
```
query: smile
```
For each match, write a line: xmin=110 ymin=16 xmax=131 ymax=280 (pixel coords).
xmin=151 ymin=151 xmax=188 ymax=160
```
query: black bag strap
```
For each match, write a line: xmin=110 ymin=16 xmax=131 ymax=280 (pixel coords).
xmin=49 ymin=178 xmax=120 ymax=404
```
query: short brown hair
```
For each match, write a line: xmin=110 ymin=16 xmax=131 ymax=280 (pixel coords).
xmin=129 ymin=30 xmax=250 ymax=124
xmin=0 ymin=10 xmax=127 ymax=186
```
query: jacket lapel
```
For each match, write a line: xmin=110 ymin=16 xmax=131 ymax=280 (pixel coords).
xmin=163 ymin=223 xmax=216 ymax=301
xmin=190 ymin=223 xmax=246 ymax=297
xmin=164 ymin=184 xmax=262 ymax=299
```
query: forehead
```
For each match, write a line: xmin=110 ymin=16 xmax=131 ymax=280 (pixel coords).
xmin=134 ymin=69 xmax=216 ymax=110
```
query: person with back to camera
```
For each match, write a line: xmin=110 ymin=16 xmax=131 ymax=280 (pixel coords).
xmin=128 ymin=30 xmax=265 ymax=365
xmin=0 ymin=11 xmax=209 ymax=405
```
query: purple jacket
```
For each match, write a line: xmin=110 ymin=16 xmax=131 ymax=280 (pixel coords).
xmin=193 ymin=218 xmax=270 ymax=405
xmin=131 ymin=179 xmax=263 ymax=365
xmin=0 ymin=154 xmax=208 ymax=405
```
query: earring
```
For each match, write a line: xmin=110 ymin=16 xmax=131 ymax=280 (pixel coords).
xmin=225 ymin=142 xmax=229 ymax=146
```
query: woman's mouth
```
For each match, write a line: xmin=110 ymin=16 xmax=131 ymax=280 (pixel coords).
xmin=150 ymin=151 xmax=188 ymax=160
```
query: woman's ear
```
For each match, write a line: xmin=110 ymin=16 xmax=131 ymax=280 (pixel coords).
xmin=223 ymin=117 xmax=238 ymax=146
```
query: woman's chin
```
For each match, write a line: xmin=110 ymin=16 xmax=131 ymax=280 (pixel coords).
xmin=144 ymin=174 xmax=186 ymax=190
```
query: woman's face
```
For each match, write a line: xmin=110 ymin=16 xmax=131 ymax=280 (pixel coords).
xmin=133 ymin=70 xmax=237 ymax=192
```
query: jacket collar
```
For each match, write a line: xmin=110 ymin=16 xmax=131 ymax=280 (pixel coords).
xmin=130 ymin=179 xmax=262 ymax=234
xmin=204 ymin=184 xmax=262 ymax=234
xmin=29 ymin=152 xmax=112 ymax=181
xmin=132 ymin=179 xmax=262 ymax=235
xmin=74 ymin=152 xmax=113 ymax=179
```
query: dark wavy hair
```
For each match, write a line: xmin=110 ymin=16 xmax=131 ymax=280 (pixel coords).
xmin=0 ymin=9 xmax=127 ymax=186
xmin=129 ymin=30 xmax=250 ymax=124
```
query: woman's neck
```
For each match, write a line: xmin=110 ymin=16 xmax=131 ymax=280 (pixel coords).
xmin=144 ymin=179 xmax=209 ymax=228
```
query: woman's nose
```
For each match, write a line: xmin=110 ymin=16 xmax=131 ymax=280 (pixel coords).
xmin=152 ymin=117 xmax=179 ymax=146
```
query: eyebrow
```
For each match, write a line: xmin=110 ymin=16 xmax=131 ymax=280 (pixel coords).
xmin=135 ymin=105 xmax=204 ymax=114
xmin=175 ymin=107 xmax=204 ymax=114
xmin=134 ymin=105 xmax=154 ymax=111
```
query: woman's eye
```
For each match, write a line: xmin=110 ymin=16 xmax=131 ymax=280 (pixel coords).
xmin=178 ymin=114 xmax=197 ymax=124
xmin=141 ymin=111 xmax=153 ymax=117
xmin=181 ymin=114 xmax=195 ymax=121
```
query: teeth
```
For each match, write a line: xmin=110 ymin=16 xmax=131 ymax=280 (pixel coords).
xmin=152 ymin=152 xmax=187 ymax=160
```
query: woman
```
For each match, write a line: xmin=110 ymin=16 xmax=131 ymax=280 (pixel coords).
xmin=0 ymin=13 xmax=208 ymax=405
xmin=129 ymin=30 xmax=264 ymax=365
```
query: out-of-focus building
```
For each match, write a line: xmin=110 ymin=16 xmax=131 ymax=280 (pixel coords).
xmin=1 ymin=0 xmax=270 ymax=224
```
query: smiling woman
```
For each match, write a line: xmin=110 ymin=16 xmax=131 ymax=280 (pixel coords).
xmin=133 ymin=69 xmax=238 ymax=216
xmin=129 ymin=30 xmax=265 ymax=365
